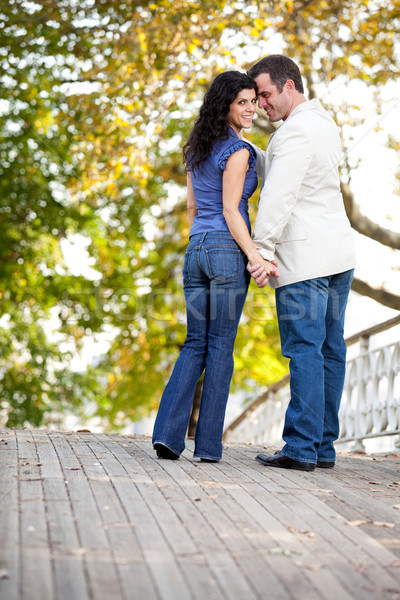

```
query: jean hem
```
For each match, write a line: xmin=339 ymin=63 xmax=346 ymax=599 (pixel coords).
xmin=193 ymin=453 xmax=221 ymax=461
xmin=153 ymin=441 xmax=182 ymax=456
xmin=282 ymin=449 xmax=317 ymax=464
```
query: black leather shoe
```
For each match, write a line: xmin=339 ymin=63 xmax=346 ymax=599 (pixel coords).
xmin=200 ymin=458 xmax=220 ymax=463
xmin=154 ymin=443 xmax=179 ymax=460
xmin=316 ymin=460 xmax=335 ymax=468
xmin=256 ymin=451 xmax=315 ymax=471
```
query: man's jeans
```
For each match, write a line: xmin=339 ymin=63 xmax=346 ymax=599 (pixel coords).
xmin=152 ymin=231 xmax=250 ymax=460
xmin=275 ymin=269 xmax=354 ymax=464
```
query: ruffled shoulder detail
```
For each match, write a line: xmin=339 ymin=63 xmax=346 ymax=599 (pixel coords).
xmin=217 ymin=140 xmax=257 ymax=171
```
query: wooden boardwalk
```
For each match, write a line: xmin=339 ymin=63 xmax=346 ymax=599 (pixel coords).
xmin=1 ymin=429 xmax=400 ymax=600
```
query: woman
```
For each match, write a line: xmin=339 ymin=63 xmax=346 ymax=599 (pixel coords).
xmin=152 ymin=71 xmax=278 ymax=462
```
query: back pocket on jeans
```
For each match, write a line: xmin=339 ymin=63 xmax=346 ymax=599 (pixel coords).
xmin=206 ymin=248 xmax=241 ymax=281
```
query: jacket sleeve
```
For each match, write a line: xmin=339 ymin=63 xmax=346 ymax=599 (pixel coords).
xmin=252 ymin=121 xmax=313 ymax=261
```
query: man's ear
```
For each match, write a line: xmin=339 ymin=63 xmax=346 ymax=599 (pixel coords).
xmin=285 ymin=79 xmax=296 ymax=93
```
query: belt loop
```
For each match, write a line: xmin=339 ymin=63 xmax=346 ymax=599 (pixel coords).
xmin=199 ymin=232 xmax=207 ymax=247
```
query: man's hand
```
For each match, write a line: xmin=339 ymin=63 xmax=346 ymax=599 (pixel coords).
xmin=247 ymin=260 xmax=280 ymax=288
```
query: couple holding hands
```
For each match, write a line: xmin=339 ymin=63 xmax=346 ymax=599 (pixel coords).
xmin=152 ymin=54 xmax=356 ymax=471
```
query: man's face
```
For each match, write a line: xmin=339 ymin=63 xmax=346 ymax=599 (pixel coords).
xmin=254 ymin=73 xmax=293 ymax=122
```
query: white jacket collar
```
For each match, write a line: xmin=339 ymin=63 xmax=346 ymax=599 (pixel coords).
xmin=288 ymin=98 xmax=321 ymax=119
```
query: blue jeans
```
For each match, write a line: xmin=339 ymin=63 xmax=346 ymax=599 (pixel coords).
xmin=275 ymin=269 xmax=354 ymax=464
xmin=152 ymin=231 xmax=250 ymax=460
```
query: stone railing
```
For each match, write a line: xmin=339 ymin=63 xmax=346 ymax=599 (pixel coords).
xmin=223 ymin=314 xmax=400 ymax=450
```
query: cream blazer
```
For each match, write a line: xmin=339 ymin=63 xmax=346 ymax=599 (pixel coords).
xmin=250 ymin=99 xmax=356 ymax=288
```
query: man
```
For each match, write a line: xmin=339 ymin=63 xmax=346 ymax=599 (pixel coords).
xmin=247 ymin=55 xmax=356 ymax=471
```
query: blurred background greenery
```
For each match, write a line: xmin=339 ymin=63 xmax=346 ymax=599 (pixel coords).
xmin=1 ymin=0 xmax=399 ymax=429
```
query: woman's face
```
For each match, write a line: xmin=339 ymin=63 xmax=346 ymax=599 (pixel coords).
xmin=226 ymin=88 xmax=257 ymax=134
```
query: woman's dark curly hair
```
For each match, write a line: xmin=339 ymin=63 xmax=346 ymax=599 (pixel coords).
xmin=183 ymin=71 xmax=257 ymax=172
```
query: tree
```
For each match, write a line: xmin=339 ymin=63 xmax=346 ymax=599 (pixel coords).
xmin=1 ymin=0 xmax=399 ymax=428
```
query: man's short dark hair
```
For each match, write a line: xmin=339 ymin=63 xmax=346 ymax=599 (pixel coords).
xmin=247 ymin=54 xmax=304 ymax=94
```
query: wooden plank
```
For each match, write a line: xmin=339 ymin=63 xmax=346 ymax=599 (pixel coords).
xmin=67 ymin=434 xmax=159 ymax=600
xmin=61 ymin=433 xmax=126 ymax=600
xmin=39 ymin=431 xmax=91 ymax=600
xmin=17 ymin=430 xmax=55 ymax=600
xmin=51 ymin=434 xmax=156 ymax=600
xmin=0 ymin=430 xmax=19 ymax=600
xmin=192 ymin=449 xmax=354 ymax=600
xmin=294 ymin=455 xmax=400 ymax=581
xmin=98 ymin=475 xmax=193 ymax=600
xmin=228 ymin=444 xmax=400 ymax=598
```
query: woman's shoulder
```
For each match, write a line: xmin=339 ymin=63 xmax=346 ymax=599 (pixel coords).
xmin=213 ymin=131 xmax=257 ymax=171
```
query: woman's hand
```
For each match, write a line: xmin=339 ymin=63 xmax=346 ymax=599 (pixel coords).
xmin=247 ymin=259 xmax=280 ymax=288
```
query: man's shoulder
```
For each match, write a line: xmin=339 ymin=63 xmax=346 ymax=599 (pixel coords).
xmin=293 ymin=99 xmax=336 ymax=129
xmin=274 ymin=101 xmax=337 ymax=143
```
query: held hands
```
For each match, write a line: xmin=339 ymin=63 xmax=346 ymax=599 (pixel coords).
xmin=247 ymin=260 xmax=280 ymax=288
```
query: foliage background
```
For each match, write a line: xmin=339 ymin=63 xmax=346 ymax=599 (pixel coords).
xmin=1 ymin=0 xmax=399 ymax=429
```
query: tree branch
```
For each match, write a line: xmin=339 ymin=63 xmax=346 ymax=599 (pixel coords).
xmin=352 ymin=277 xmax=400 ymax=310
xmin=341 ymin=182 xmax=400 ymax=250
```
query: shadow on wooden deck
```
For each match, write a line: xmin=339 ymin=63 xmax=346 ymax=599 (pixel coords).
xmin=1 ymin=429 xmax=400 ymax=600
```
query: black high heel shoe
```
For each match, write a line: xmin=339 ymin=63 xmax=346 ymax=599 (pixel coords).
xmin=154 ymin=443 xmax=179 ymax=460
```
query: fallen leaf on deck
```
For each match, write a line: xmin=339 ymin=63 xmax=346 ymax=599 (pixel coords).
xmin=0 ymin=569 xmax=10 ymax=579
xmin=393 ymin=505 xmax=400 ymax=509
xmin=299 ymin=529 xmax=316 ymax=538
xmin=76 ymin=429 xmax=91 ymax=433
xmin=69 ymin=548 xmax=87 ymax=556
xmin=65 ymin=467 xmax=81 ymax=470
xmin=390 ymin=560 xmax=400 ymax=567
xmin=292 ymin=559 xmax=321 ymax=571
xmin=346 ymin=520 xmax=396 ymax=528
xmin=270 ymin=547 xmax=291 ymax=556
